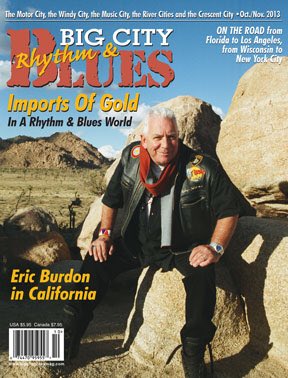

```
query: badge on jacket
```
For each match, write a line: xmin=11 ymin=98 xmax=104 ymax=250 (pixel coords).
xmin=131 ymin=145 xmax=140 ymax=158
xmin=186 ymin=155 xmax=206 ymax=181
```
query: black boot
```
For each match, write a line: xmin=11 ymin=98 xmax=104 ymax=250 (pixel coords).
xmin=181 ymin=337 xmax=208 ymax=378
xmin=63 ymin=304 xmax=92 ymax=361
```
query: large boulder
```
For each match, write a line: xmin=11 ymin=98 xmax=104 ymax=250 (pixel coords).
xmin=5 ymin=231 xmax=71 ymax=267
xmin=77 ymin=197 xmax=102 ymax=256
xmin=1 ymin=207 xmax=70 ymax=267
xmin=217 ymin=60 xmax=288 ymax=218
xmin=124 ymin=264 xmax=249 ymax=377
xmin=4 ymin=206 xmax=59 ymax=234
xmin=123 ymin=217 xmax=288 ymax=376
xmin=106 ymin=95 xmax=221 ymax=183
xmin=225 ymin=217 xmax=288 ymax=363
xmin=77 ymin=196 xmax=105 ymax=259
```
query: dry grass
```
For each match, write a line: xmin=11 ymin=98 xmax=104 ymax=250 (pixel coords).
xmin=0 ymin=167 xmax=109 ymax=229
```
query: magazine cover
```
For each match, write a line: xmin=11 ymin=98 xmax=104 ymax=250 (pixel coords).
xmin=0 ymin=0 xmax=287 ymax=377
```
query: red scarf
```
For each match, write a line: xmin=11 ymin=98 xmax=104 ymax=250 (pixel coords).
xmin=139 ymin=144 xmax=178 ymax=197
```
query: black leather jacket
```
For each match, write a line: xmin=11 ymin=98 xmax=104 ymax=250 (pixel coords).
xmin=102 ymin=141 xmax=255 ymax=255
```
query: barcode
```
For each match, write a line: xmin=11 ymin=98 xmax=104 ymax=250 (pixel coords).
xmin=9 ymin=328 xmax=64 ymax=361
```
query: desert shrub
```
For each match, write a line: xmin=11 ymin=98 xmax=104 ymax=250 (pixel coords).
xmin=15 ymin=185 xmax=33 ymax=211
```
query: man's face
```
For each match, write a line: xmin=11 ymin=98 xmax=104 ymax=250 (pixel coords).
xmin=141 ymin=116 xmax=179 ymax=166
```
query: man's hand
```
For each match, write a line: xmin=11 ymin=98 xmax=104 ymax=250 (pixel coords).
xmin=189 ymin=245 xmax=220 ymax=267
xmin=89 ymin=236 xmax=115 ymax=262
xmin=189 ymin=215 xmax=238 ymax=267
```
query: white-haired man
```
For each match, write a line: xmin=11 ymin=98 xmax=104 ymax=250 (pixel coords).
xmin=64 ymin=107 xmax=255 ymax=377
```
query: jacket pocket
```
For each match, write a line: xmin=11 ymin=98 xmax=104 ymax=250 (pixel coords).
xmin=179 ymin=192 xmax=212 ymax=243
xmin=181 ymin=195 xmax=206 ymax=208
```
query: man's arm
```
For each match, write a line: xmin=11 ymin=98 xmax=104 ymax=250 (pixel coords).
xmin=89 ymin=204 xmax=118 ymax=262
xmin=189 ymin=215 xmax=238 ymax=267
xmin=88 ymin=151 xmax=127 ymax=262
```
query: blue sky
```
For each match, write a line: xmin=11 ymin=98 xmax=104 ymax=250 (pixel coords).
xmin=0 ymin=0 xmax=287 ymax=157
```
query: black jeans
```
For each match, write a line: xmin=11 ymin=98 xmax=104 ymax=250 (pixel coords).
xmin=73 ymin=240 xmax=216 ymax=344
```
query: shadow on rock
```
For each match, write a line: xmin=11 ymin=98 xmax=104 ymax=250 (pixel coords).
xmin=124 ymin=265 xmax=158 ymax=350
xmin=215 ymin=217 xmax=287 ymax=376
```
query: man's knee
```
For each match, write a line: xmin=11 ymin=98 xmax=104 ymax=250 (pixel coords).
xmin=182 ymin=264 xmax=215 ymax=288
xmin=83 ymin=253 xmax=112 ymax=283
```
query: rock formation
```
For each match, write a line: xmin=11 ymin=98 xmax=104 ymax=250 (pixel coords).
xmin=0 ymin=132 xmax=108 ymax=169
xmin=225 ymin=217 xmax=288 ymax=365
xmin=77 ymin=197 xmax=102 ymax=258
xmin=124 ymin=217 xmax=288 ymax=375
xmin=5 ymin=231 xmax=71 ymax=267
xmin=4 ymin=206 xmax=59 ymax=234
xmin=1 ymin=207 xmax=70 ymax=267
xmin=217 ymin=59 xmax=288 ymax=218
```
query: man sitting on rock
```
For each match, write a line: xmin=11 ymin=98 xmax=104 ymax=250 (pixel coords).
xmin=64 ymin=107 xmax=254 ymax=377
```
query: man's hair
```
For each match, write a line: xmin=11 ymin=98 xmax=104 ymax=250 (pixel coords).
xmin=142 ymin=107 xmax=178 ymax=135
